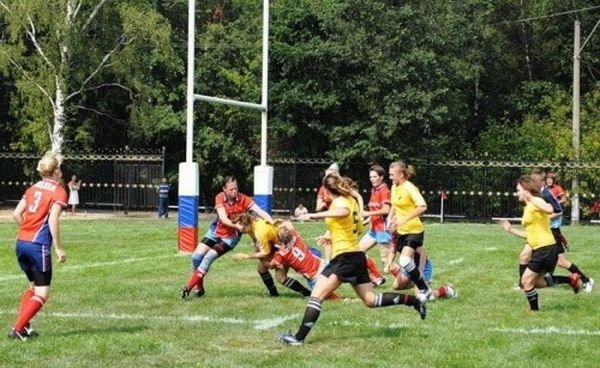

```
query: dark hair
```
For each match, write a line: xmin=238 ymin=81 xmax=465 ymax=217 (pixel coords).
xmin=369 ymin=165 xmax=386 ymax=177
xmin=518 ymin=175 xmax=542 ymax=197
xmin=390 ymin=160 xmax=415 ymax=179
xmin=223 ymin=175 xmax=237 ymax=187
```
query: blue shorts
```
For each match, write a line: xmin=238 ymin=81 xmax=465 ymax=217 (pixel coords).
xmin=366 ymin=230 xmax=392 ymax=244
xmin=202 ymin=224 xmax=241 ymax=249
xmin=401 ymin=258 xmax=433 ymax=283
xmin=16 ymin=240 xmax=52 ymax=273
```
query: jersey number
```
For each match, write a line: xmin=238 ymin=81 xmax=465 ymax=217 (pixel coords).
xmin=28 ymin=191 xmax=43 ymax=213
xmin=291 ymin=247 xmax=306 ymax=261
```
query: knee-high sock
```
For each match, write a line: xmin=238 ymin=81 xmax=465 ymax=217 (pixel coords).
xmin=18 ymin=288 xmax=35 ymax=316
xmin=260 ymin=271 xmax=279 ymax=296
xmin=366 ymin=255 xmax=383 ymax=279
xmin=295 ymin=297 xmax=322 ymax=341
xmin=283 ymin=277 xmax=311 ymax=296
xmin=402 ymin=261 xmax=428 ymax=291
xmin=14 ymin=295 xmax=46 ymax=331
xmin=373 ymin=293 xmax=418 ymax=307
xmin=524 ymin=287 xmax=539 ymax=311
xmin=568 ymin=264 xmax=589 ymax=283
xmin=186 ymin=269 xmax=206 ymax=291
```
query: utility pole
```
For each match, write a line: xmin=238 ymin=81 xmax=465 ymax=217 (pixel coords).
xmin=571 ymin=18 xmax=600 ymax=225
xmin=571 ymin=20 xmax=580 ymax=225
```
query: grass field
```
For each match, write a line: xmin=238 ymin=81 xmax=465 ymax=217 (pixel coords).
xmin=0 ymin=216 xmax=598 ymax=367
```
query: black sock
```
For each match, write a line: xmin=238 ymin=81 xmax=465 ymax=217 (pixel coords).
xmin=551 ymin=275 xmax=570 ymax=285
xmin=403 ymin=263 xmax=429 ymax=291
xmin=283 ymin=277 xmax=311 ymax=296
xmin=259 ymin=271 xmax=279 ymax=296
xmin=524 ymin=287 xmax=539 ymax=311
xmin=374 ymin=293 xmax=418 ymax=307
xmin=295 ymin=297 xmax=321 ymax=341
xmin=568 ymin=264 xmax=589 ymax=283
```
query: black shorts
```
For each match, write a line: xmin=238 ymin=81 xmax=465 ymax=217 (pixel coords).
xmin=321 ymin=251 xmax=370 ymax=285
xmin=395 ymin=232 xmax=424 ymax=252
xmin=551 ymin=228 xmax=567 ymax=254
xmin=528 ymin=245 xmax=558 ymax=274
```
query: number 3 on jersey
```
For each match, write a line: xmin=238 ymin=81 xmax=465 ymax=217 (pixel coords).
xmin=28 ymin=191 xmax=43 ymax=213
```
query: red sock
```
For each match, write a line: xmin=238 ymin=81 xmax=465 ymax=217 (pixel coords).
xmin=14 ymin=295 xmax=46 ymax=331
xmin=18 ymin=288 xmax=35 ymax=315
xmin=186 ymin=270 xmax=205 ymax=290
xmin=366 ymin=256 xmax=382 ymax=279
xmin=390 ymin=266 xmax=400 ymax=278
xmin=437 ymin=286 xmax=447 ymax=298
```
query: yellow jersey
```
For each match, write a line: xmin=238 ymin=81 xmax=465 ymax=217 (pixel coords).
xmin=325 ymin=196 xmax=362 ymax=259
xmin=391 ymin=181 xmax=426 ymax=234
xmin=522 ymin=202 xmax=555 ymax=249
xmin=250 ymin=219 xmax=278 ymax=254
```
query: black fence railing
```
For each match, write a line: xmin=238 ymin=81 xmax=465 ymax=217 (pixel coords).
xmin=269 ymin=158 xmax=600 ymax=222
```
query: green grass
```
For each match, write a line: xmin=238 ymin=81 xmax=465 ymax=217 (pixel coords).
xmin=0 ymin=217 xmax=599 ymax=367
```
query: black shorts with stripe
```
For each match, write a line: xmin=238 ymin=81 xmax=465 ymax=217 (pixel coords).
xmin=551 ymin=228 xmax=567 ymax=254
xmin=321 ymin=251 xmax=370 ymax=285
xmin=528 ymin=244 xmax=558 ymax=274
xmin=395 ymin=232 xmax=424 ymax=252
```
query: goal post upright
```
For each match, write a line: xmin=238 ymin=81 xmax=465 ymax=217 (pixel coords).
xmin=178 ymin=0 xmax=273 ymax=253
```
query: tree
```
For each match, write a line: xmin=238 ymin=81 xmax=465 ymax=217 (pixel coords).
xmin=0 ymin=0 xmax=182 ymax=153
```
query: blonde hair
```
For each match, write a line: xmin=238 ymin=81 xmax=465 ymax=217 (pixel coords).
xmin=390 ymin=160 xmax=415 ymax=179
xmin=276 ymin=223 xmax=294 ymax=245
xmin=322 ymin=173 xmax=354 ymax=197
xmin=36 ymin=151 xmax=62 ymax=177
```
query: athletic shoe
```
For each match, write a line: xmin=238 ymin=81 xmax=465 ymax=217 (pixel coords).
xmin=583 ymin=278 xmax=594 ymax=293
xmin=569 ymin=273 xmax=581 ymax=294
xmin=445 ymin=283 xmax=458 ymax=298
xmin=180 ymin=286 xmax=190 ymax=299
xmin=24 ymin=324 xmax=38 ymax=338
xmin=8 ymin=328 xmax=28 ymax=341
xmin=194 ymin=289 xmax=205 ymax=298
xmin=413 ymin=301 xmax=427 ymax=320
xmin=268 ymin=289 xmax=280 ymax=297
xmin=372 ymin=277 xmax=386 ymax=287
xmin=278 ymin=332 xmax=303 ymax=346
xmin=416 ymin=289 xmax=433 ymax=303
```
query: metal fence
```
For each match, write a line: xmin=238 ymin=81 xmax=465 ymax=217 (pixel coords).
xmin=0 ymin=149 xmax=165 ymax=212
xmin=269 ymin=158 xmax=600 ymax=222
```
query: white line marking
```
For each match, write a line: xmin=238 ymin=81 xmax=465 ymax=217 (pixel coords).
xmin=0 ymin=254 xmax=180 ymax=282
xmin=448 ymin=258 xmax=463 ymax=265
xmin=493 ymin=327 xmax=600 ymax=336
xmin=484 ymin=247 xmax=497 ymax=251
xmin=0 ymin=309 xmax=298 ymax=330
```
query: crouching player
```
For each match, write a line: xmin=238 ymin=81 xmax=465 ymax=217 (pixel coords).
xmin=271 ymin=222 xmax=339 ymax=299
xmin=388 ymin=247 xmax=457 ymax=300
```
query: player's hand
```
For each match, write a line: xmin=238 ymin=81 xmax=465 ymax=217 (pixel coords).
xmin=316 ymin=235 xmax=331 ymax=247
xmin=55 ymin=248 xmax=67 ymax=263
xmin=498 ymin=219 xmax=511 ymax=232
xmin=232 ymin=253 xmax=249 ymax=261
xmin=299 ymin=213 xmax=312 ymax=221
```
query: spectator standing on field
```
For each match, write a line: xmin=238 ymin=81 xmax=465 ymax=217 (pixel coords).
xmin=157 ymin=177 xmax=170 ymax=218
xmin=67 ymin=175 xmax=81 ymax=216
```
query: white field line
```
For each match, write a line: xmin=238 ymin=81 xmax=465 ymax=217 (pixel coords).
xmin=448 ymin=258 xmax=464 ymax=265
xmin=0 ymin=309 xmax=298 ymax=330
xmin=0 ymin=254 xmax=181 ymax=282
xmin=493 ymin=327 xmax=600 ymax=336
xmin=484 ymin=247 xmax=497 ymax=251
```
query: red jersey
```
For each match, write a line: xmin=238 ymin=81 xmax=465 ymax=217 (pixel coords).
xmin=548 ymin=184 xmax=566 ymax=203
xmin=272 ymin=230 xmax=321 ymax=279
xmin=317 ymin=186 xmax=332 ymax=209
xmin=368 ymin=183 xmax=391 ymax=232
xmin=17 ymin=179 xmax=68 ymax=244
xmin=213 ymin=192 xmax=254 ymax=238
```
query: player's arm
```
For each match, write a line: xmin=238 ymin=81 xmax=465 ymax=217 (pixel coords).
xmin=13 ymin=198 xmax=26 ymax=225
xmin=528 ymin=196 xmax=553 ymax=214
xmin=498 ymin=219 xmax=526 ymax=239
xmin=216 ymin=206 xmax=243 ymax=231
xmin=49 ymin=203 xmax=66 ymax=263
xmin=232 ymin=241 xmax=270 ymax=261
xmin=250 ymin=203 xmax=274 ymax=224
xmin=301 ymin=206 xmax=349 ymax=220
xmin=364 ymin=203 xmax=391 ymax=217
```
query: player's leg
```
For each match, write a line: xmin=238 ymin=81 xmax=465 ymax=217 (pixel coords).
xmin=257 ymin=258 xmax=279 ymax=297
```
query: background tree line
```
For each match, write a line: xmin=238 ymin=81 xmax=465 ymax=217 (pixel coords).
xmin=1 ymin=0 xmax=599 ymax=193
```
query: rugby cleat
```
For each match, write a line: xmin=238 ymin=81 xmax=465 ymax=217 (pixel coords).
xmin=278 ymin=332 xmax=303 ymax=346
xmin=583 ymin=278 xmax=594 ymax=293
xmin=24 ymin=324 xmax=38 ymax=338
xmin=372 ymin=277 xmax=386 ymax=288
xmin=180 ymin=286 xmax=190 ymax=299
xmin=414 ymin=301 xmax=427 ymax=320
xmin=445 ymin=283 xmax=458 ymax=298
xmin=8 ymin=328 xmax=28 ymax=341
xmin=416 ymin=289 xmax=433 ymax=303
